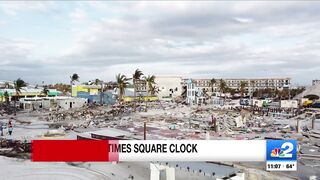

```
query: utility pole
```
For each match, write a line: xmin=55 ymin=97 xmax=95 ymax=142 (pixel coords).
xmin=144 ymin=122 xmax=147 ymax=140
xmin=288 ymin=83 xmax=291 ymax=100
xmin=100 ymin=81 xmax=104 ymax=105
xmin=312 ymin=114 xmax=316 ymax=130
xmin=249 ymin=87 xmax=252 ymax=107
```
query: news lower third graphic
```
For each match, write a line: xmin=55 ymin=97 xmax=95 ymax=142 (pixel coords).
xmin=266 ymin=140 xmax=297 ymax=171
xmin=32 ymin=140 xmax=298 ymax=171
xmin=32 ymin=140 xmax=266 ymax=162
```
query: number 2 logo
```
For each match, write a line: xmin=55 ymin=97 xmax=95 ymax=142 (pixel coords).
xmin=281 ymin=142 xmax=293 ymax=158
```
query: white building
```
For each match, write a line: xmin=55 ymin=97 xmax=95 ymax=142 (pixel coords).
xmin=222 ymin=78 xmax=291 ymax=92
xmin=19 ymin=96 xmax=87 ymax=110
xmin=185 ymin=79 xmax=208 ymax=105
xmin=156 ymin=77 xmax=291 ymax=104
xmin=183 ymin=77 xmax=291 ymax=97
xmin=186 ymin=79 xmax=195 ymax=104
xmin=56 ymin=97 xmax=88 ymax=110
xmin=280 ymin=100 xmax=298 ymax=108
xmin=0 ymin=85 xmax=61 ymax=103
xmin=155 ymin=76 xmax=183 ymax=100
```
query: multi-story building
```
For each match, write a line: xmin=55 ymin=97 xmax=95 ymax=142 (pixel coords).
xmin=155 ymin=76 xmax=182 ymax=100
xmin=186 ymin=78 xmax=290 ymax=92
xmin=185 ymin=79 xmax=208 ymax=105
xmin=183 ymin=77 xmax=291 ymax=104
xmin=134 ymin=79 xmax=147 ymax=93
xmin=185 ymin=79 xmax=195 ymax=104
xmin=222 ymin=78 xmax=290 ymax=92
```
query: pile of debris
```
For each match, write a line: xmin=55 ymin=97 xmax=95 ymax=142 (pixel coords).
xmin=0 ymin=138 xmax=31 ymax=159
xmin=0 ymin=103 xmax=19 ymax=115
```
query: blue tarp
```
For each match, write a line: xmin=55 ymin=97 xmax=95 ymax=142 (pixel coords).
xmin=76 ymin=91 xmax=116 ymax=105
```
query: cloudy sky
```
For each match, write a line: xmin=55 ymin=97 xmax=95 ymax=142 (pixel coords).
xmin=0 ymin=1 xmax=319 ymax=85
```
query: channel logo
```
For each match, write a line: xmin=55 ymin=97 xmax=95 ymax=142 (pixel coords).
xmin=266 ymin=140 xmax=296 ymax=161
xmin=270 ymin=148 xmax=284 ymax=157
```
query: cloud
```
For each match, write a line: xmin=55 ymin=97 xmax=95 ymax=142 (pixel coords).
xmin=0 ymin=38 xmax=36 ymax=63
xmin=69 ymin=8 xmax=88 ymax=22
xmin=233 ymin=17 xmax=253 ymax=24
xmin=0 ymin=1 xmax=55 ymax=15
xmin=1 ymin=1 xmax=320 ymax=85
xmin=54 ymin=1 xmax=320 ymax=84
xmin=0 ymin=20 xmax=6 ymax=26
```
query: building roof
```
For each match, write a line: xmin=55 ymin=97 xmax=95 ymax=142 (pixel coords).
xmin=20 ymin=96 xmax=86 ymax=101
xmin=113 ymin=88 xmax=148 ymax=97
xmin=183 ymin=77 xmax=291 ymax=81
xmin=80 ymin=128 xmax=132 ymax=138
xmin=0 ymin=88 xmax=61 ymax=96
xmin=294 ymin=84 xmax=320 ymax=99
xmin=73 ymin=85 xmax=101 ymax=89
xmin=155 ymin=76 xmax=183 ymax=79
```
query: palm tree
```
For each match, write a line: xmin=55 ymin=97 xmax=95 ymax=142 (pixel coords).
xmin=42 ymin=85 xmax=50 ymax=97
xmin=70 ymin=73 xmax=79 ymax=93
xmin=105 ymin=81 xmax=118 ymax=90
xmin=219 ymin=79 xmax=228 ymax=102
xmin=219 ymin=79 xmax=227 ymax=97
xmin=4 ymin=91 xmax=9 ymax=104
xmin=144 ymin=75 xmax=156 ymax=95
xmin=132 ymin=69 xmax=143 ymax=95
xmin=144 ymin=75 xmax=156 ymax=111
xmin=202 ymin=88 xmax=210 ymax=103
xmin=13 ymin=78 xmax=27 ymax=111
xmin=265 ymin=88 xmax=273 ymax=98
xmin=132 ymin=69 xmax=143 ymax=110
xmin=70 ymin=73 xmax=79 ymax=86
xmin=143 ymin=75 xmax=156 ymax=111
xmin=290 ymin=87 xmax=305 ymax=98
xmin=228 ymin=88 xmax=236 ymax=97
xmin=94 ymin=79 xmax=101 ymax=85
xmin=239 ymin=81 xmax=247 ymax=98
xmin=116 ymin=74 xmax=131 ymax=102
xmin=250 ymin=80 xmax=255 ymax=98
xmin=150 ymin=86 xmax=160 ymax=96
xmin=209 ymin=78 xmax=216 ymax=97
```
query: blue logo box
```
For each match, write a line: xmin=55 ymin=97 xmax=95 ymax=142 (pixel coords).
xmin=266 ymin=140 xmax=297 ymax=161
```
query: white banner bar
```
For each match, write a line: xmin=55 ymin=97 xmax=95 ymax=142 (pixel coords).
xmin=110 ymin=140 xmax=266 ymax=162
